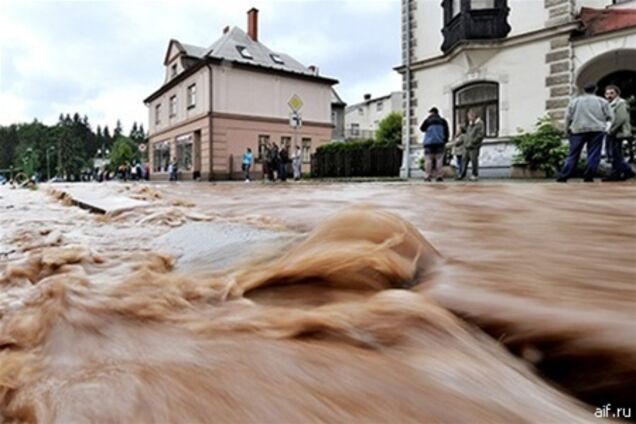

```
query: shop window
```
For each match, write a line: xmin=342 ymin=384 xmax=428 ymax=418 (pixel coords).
xmin=152 ymin=141 xmax=170 ymax=172
xmin=176 ymin=135 xmax=193 ymax=171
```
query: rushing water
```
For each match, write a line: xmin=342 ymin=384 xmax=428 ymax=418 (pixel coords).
xmin=1 ymin=181 xmax=634 ymax=422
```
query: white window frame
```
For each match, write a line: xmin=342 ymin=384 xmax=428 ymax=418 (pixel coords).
xmin=187 ymin=84 xmax=196 ymax=109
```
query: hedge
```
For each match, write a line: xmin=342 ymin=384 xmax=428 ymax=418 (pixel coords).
xmin=311 ymin=140 xmax=401 ymax=178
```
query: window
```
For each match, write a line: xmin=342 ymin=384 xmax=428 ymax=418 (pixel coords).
xmin=331 ymin=111 xmax=337 ymax=125
xmin=187 ymin=84 xmax=196 ymax=109
xmin=452 ymin=0 xmax=461 ymax=17
xmin=281 ymin=136 xmax=292 ymax=150
xmin=236 ymin=46 xmax=253 ymax=59
xmin=155 ymin=104 xmax=162 ymax=125
xmin=454 ymin=82 xmax=499 ymax=138
xmin=471 ymin=0 xmax=495 ymax=9
xmin=152 ymin=141 xmax=170 ymax=172
xmin=171 ymin=64 xmax=177 ymax=78
xmin=301 ymin=138 xmax=311 ymax=162
xmin=270 ymin=54 xmax=285 ymax=65
xmin=176 ymin=135 xmax=193 ymax=171
xmin=442 ymin=0 xmax=511 ymax=53
xmin=351 ymin=123 xmax=360 ymax=136
xmin=258 ymin=135 xmax=270 ymax=160
xmin=169 ymin=95 xmax=177 ymax=117
xmin=376 ymin=101 xmax=384 ymax=112
xmin=358 ymin=108 xmax=364 ymax=116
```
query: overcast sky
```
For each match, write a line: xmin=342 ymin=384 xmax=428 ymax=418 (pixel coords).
xmin=0 ymin=0 xmax=402 ymax=132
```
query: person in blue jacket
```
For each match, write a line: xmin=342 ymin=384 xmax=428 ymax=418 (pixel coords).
xmin=420 ymin=107 xmax=450 ymax=182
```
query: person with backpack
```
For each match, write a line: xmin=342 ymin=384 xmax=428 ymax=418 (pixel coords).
xmin=420 ymin=107 xmax=450 ymax=182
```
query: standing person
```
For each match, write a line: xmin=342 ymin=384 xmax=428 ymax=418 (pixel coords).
xmin=242 ymin=147 xmax=254 ymax=182
xmin=420 ymin=107 xmax=450 ymax=182
xmin=169 ymin=159 xmax=178 ymax=181
xmin=131 ymin=162 xmax=138 ymax=181
xmin=557 ymin=82 xmax=613 ymax=183
xmin=271 ymin=143 xmax=280 ymax=182
xmin=279 ymin=144 xmax=289 ymax=182
xmin=263 ymin=141 xmax=275 ymax=181
xmin=603 ymin=85 xmax=635 ymax=181
xmin=447 ymin=125 xmax=466 ymax=177
xmin=458 ymin=110 xmax=485 ymax=181
xmin=292 ymin=145 xmax=302 ymax=181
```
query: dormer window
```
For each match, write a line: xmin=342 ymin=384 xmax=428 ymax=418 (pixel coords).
xmin=236 ymin=46 xmax=253 ymax=59
xmin=270 ymin=54 xmax=285 ymax=65
xmin=171 ymin=64 xmax=177 ymax=78
xmin=441 ymin=0 xmax=511 ymax=53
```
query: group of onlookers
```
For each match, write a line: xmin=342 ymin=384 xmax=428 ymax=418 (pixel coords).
xmin=557 ymin=83 xmax=634 ymax=182
xmin=242 ymin=142 xmax=303 ymax=183
xmin=420 ymin=107 xmax=485 ymax=182
xmin=113 ymin=162 xmax=150 ymax=182
xmin=419 ymin=82 xmax=633 ymax=183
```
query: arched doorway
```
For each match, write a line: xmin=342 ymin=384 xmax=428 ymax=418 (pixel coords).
xmin=576 ymin=49 xmax=636 ymax=161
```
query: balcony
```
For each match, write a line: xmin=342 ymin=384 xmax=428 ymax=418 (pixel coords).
xmin=441 ymin=0 xmax=511 ymax=53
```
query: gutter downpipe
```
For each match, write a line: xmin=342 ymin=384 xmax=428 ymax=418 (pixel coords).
xmin=400 ymin=0 xmax=412 ymax=179
xmin=206 ymin=62 xmax=214 ymax=181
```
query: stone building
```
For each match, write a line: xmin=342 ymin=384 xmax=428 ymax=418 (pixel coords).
xmin=144 ymin=8 xmax=338 ymax=180
xmin=344 ymin=92 xmax=403 ymax=140
xmin=397 ymin=0 xmax=636 ymax=177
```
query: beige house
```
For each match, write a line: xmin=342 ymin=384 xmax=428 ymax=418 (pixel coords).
xmin=144 ymin=8 xmax=338 ymax=180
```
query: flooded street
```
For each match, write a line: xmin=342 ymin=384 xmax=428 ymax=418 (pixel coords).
xmin=1 ymin=181 xmax=635 ymax=422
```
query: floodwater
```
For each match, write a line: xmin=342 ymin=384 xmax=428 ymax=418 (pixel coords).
xmin=1 ymin=181 xmax=634 ymax=423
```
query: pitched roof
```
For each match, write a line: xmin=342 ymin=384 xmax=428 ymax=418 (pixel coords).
xmin=331 ymin=88 xmax=346 ymax=106
xmin=172 ymin=27 xmax=324 ymax=79
xmin=146 ymin=27 xmax=337 ymax=103
xmin=180 ymin=42 xmax=208 ymax=58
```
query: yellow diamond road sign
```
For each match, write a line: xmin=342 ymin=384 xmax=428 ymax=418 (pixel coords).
xmin=288 ymin=94 xmax=303 ymax=112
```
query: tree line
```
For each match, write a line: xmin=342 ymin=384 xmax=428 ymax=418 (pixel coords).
xmin=0 ymin=113 xmax=147 ymax=180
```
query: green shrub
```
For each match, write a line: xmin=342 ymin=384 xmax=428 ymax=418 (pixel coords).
xmin=511 ymin=117 xmax=568 ymax=177
xmin=375 ymin=112 xmax=402 ymax=145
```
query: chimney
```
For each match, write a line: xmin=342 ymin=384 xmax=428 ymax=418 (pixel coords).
xmin=363 ymin=93 xmax=372 ymax=101
xmin=223 ymin=25 xmax=230 ymax=34
xmin=308 ymin=65 xmax=319 ymax=75
xmin=247 ymin=8 xmax=259 ymax=42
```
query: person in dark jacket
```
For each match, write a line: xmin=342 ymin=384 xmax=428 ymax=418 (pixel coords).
xmin=279 ymin=145 xmax=289 ymax=182
xmin=420 ymin=107 xmax=450 ymax=182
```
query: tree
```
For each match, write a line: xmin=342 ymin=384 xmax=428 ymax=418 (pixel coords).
xmin=375 ymin=112 xmax=403 ymax=145
xmin=114 ymin=120 xmax=123 ymax=138
xmin=0 ymin=125 xmax=19 ymax=170
xmin=109 ymin=136 xmax=140 ymax=170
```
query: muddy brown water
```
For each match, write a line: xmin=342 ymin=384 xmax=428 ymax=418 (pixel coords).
xmin=1 ymin=181 xmax=634 ymax=423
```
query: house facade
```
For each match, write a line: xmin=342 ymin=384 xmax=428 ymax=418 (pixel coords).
xmin=344 ymin=92 xmax=403 ymax=140
xmin=144 ymin=8 xmax=338 ymax=180
xmin=331 ymin=89 xmax=347 ymax=140
xmin=398 ymin=0 xmax=636 ymax=177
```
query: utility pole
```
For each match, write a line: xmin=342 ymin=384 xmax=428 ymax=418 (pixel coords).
xmin=400 ymin=0 xmax=413 ymax=179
